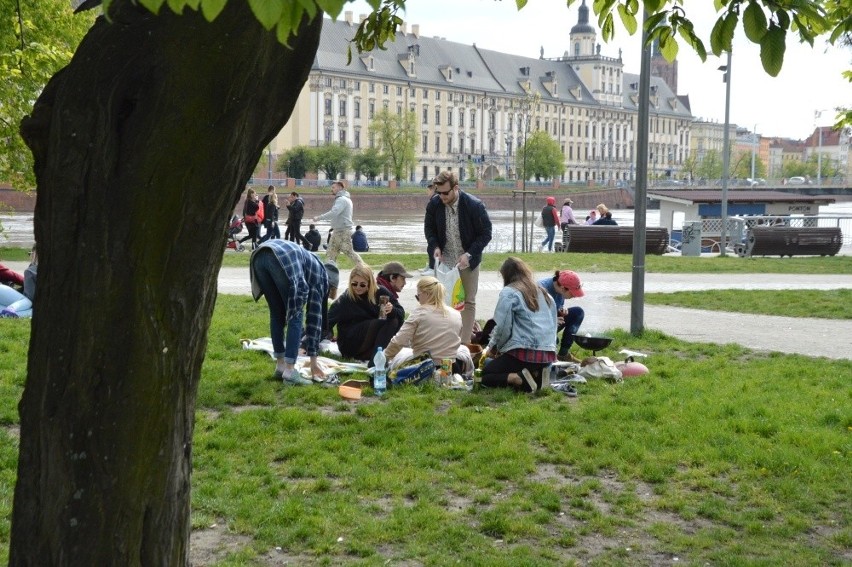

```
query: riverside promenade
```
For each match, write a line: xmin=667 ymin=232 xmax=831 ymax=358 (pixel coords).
xmin=6 ymin=261 xmax=848 ymax=360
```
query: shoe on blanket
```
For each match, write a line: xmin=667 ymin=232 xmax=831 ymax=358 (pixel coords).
xmin=0 ymin=308 xmax=19 ymax=318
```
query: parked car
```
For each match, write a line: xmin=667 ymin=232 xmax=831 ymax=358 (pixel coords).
xmin=746 ymin=178 xmax=767 ymax=187
xmin=787 ymin=176 xmax=808 ymax=185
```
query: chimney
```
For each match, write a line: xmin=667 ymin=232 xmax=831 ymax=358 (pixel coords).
xmin=359 ymin=13 xmax=367 ymax=23
xmin=411 ymin=24 xmax=420 ymax=38
xmin=344 ymin=11 xmax=353 ymax=25
xmin=401 ymin=22 xmax=407 ymax=34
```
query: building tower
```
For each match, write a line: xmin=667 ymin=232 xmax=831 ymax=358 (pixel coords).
xmin=568 ymin=0 xmax=596 ymax=57
xmin=650 ymin=39 xmax=679 ymax=94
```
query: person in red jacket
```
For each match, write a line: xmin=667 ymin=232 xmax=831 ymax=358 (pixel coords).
xmin=0 ymin=260 xmax=24 ymax=289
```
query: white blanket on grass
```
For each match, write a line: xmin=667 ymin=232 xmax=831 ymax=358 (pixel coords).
xmin=240 ymin=338 xmax=368 ymax=381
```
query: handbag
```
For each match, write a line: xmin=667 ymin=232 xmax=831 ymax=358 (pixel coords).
xmin=435 ymin=262 xmax=465 ymax=310
xmin=534 ymin=215 xmax=544 ymax=228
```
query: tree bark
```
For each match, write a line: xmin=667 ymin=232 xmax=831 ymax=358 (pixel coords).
xmin=10 ymin=2 xmax=321 ymax=564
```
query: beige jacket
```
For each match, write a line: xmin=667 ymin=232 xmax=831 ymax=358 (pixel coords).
xmin=384 ymin=305 xmax=462 ymax=362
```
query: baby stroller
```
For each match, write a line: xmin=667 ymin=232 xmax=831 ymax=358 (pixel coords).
xmin=225 ymin=215 xmax=246 ymax=252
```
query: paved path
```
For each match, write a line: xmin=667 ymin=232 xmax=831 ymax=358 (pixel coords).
xmin=8 ymin=261 xmax=849 ymax=360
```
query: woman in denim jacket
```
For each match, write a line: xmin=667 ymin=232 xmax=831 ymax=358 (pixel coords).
xmin=482 ymin=257 xmax=557 ymax=393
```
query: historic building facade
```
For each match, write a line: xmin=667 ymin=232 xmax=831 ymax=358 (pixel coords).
xmin=271 ymin=2 xmax=694 ymax=183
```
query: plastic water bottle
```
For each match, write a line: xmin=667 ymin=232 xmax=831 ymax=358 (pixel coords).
xmin=373 ymin=347 xmax=387 ymax=396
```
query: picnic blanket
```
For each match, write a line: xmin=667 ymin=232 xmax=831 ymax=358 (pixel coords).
xmin=240 ymin=338 xmax=368 ymax=382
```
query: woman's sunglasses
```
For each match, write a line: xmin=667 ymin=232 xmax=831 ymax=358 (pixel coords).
xmin=350 ymin=282 xmax=368 ymax=288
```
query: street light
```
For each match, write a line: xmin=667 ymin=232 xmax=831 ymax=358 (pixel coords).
xmin=718 ymin=51 xmax=732 ymax=257
xmin=750 ymin=124 xmax=758 ymax=183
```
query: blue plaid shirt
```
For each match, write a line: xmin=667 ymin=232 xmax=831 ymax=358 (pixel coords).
xmin=250 ymin=240 xmax=329 ymax=356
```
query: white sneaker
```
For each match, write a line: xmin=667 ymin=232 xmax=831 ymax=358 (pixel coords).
xmin=420 ymin=268 xmax=435 ymax=276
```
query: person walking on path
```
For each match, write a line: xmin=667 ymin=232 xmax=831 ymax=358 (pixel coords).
xmin=540 ymin=196 xmax=561 ymax=252
xmin=285 ymin=192 xmax=306 ymax=246
xmin=560 ymin=198 xmax=578 ymax=228
xmin=249 ymin=239 xmax=329 ymax=385
xmin=239 ymin=188 xmax=263 ymax=250
xmin=259 ymin=187 xmax=280 ymax=243
xmin=540 ymin=270 xmax=585 ymax=363
xmin=313 ymin=180 xmax=363 ymax=265
xmin=425 ymin=170 xmax=492 ymax=343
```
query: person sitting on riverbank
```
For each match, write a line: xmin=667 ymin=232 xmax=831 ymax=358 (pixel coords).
xmin=383 ymin=276 xmax=462 ymax=369
xmin=351 ymin=225 xmax=370 ymax=252
xmin=376 ymin=261 xmax=413 ymax=303
xmin=481 ymin=257 xmax=556 ymax=393
xmin=303 ymin=224 xmax=322 ymax=251
xmin=540 ymin=270 xmax=585 ymax=363
xmin=328 ymin=263 xmax=403 ymax=362
xmin=0 ymin=247 xmax=37 ymax=318
xmin=560 ymin=198 xmax=578 ymax=228
xmin=585 ymin=210 xmax=597 ymax=224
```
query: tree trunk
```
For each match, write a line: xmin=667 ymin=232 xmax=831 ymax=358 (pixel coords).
xmin=10 ymin=2 xmax=321 ymax=564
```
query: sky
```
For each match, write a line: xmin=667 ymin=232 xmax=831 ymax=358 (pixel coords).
xmin=344 ymin=0 xmax=850 ymax=140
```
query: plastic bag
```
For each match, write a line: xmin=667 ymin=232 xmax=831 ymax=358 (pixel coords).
xmin=578 ymin=356 xmax=623 ymax=383
xmin=435 ymin=262 xmax=465 ymax=310
xmin=534 ymin=214 xmax=544 ymax=228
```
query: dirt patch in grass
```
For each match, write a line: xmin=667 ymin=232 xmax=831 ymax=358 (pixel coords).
xmin=189 ymin=520 xmax=252 ymax=565
xmin=3 ymin=424 xmax=19 ymax=439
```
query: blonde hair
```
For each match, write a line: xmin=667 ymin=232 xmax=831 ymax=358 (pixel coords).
xmin=345 ymin=263 xmax=378 ymax=304
xmin=416 ymin=277 xmax=448 ymax=314
xmin=270 ymin=193 xmax=278 ymax=206
xmin=247 ymin=188 xmax=257 ymax=200
xmin=596 ymin=203 xmax=609 ymax=216
xmin=433 ymin=170 xmax=458 ymax=188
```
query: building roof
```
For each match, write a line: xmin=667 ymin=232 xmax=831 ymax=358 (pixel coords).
xmin=649 ymin=190 xmax=835 ymax=205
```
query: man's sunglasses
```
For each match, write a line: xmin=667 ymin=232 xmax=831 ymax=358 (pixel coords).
xmin=350 ymin=282 xmax=368 ymax=288
xmin=436 ymin=189 xmax=452 ymax=196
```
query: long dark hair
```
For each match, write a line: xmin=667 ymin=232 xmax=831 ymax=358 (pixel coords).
xmin=499 ymin=257 xmax=552 ymax=311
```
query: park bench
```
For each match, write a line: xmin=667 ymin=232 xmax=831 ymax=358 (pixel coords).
xmin=555 ymin=225 xmax=670 ymax=254
xmin=737 ymin=226 xmax=843 ymax=257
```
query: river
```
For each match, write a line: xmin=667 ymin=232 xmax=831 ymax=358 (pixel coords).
xmin=3 ymin=204 xmax=851 ymax=254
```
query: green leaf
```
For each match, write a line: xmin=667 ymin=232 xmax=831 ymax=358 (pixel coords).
xmin=677 ymin=25 xmax=706 ymax=61
xmin=200 ymin=0 xmax=227 ymax=21
xmin=742 ymin=1 xmax=768 ymax=43
xmin=658 ymin=27 xmax=678 ymax=61
xmin=617 ymin=4 xmax=638 ymax=34
xmin=601 ymin=12 xmax=614 ymax=41
xmin=294 ymin=0 xmax=317 ymax=20
xmin=248 ymin=0 xmax=284 ymax=31
xmin=315 ymin=0 xmax=346 ymax=19
xmin=516 ymin=0 xmax=528 ymax=9
xmin=644 ymin=11 xmax=668 ymax=32
xmin=759 ymin=24 xmax=786 ymax=77
xmin=185 ymin=0 xmax=201 ymax=10
xmin=166 ymin=0 xmax=186 ymax=14
xmin=711 ymin=10 xmax=737 ymax=55
xmin=138 ymin=0 xmax=167 ymax=14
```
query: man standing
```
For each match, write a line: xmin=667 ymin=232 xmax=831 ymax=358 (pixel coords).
xmin=249 ymin=239 xmax=329 ymax=385
xmin=313 ymin=180 xmax=363 ymax=265
xmin=424 ymin=170 xmax=492 ymax=342
xmin=285 ymin=192 xmax=305 ymax=245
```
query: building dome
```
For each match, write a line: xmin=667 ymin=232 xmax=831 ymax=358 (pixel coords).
xmin=570 ymin=0 xmax=596 ymax=35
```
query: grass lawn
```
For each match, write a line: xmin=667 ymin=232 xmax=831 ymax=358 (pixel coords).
xmin=621 ymin=289 xmax=852 ymax=319
xmin=2 ymin=294 xmax=850 ymax=565
xmin=219 ymin=250 xmax=852 ymax=275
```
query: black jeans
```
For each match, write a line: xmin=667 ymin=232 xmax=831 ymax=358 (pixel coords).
xmin=481 ymin=353 xmax=548 ymax=392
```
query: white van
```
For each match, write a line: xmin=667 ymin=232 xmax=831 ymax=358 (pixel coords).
xmin=787 ymin=176 xmax=807 ymax=185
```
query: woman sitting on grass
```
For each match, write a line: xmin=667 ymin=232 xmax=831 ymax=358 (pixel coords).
xmin=0 ymin=247 xmax=37 ymax=318
xmin=383 ymin=276 xmax=462 ymax=368
xmin=328 ymin=263 xmax=403 ymax=362
xmin=482 ymin=257 xmax=556 ymax=393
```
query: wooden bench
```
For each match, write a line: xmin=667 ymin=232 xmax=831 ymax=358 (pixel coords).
xmin=738 ymin=227 xmax=843 ymax=257
xmin=555 ymin=225 xmax=670 ymax=254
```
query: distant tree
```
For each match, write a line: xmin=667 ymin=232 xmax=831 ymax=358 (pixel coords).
xmin=370 ymin=109 xmax=417 ymax=181
xmin=0 ymin=0 xmax=94 ymax=189
xmin=680 ymin=153 xmax=699 ymax=181
xmin=696 ymin=149 xmax=724 ymax=180
xmin=732 ymin=151 xmax=766 ymax=179
xmin=277 ymin=146 xmax=313 ymax=179
xmin=312 ymin=143 xmax=351 ymax=180
xmin=781 ymin=160 xmax=811 ymax=178
xmin=351 ymin=147 xmax=386 ymax=180
xmin=517 ymin=131 xmax=564 ymax=181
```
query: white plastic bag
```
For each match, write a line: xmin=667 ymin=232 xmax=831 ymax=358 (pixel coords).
xmin=578 ymin=356 xmax=623 ymax=383
xmin=435 ymin=262 xmax=465 ymax=310
xmin=534 ymin=214 xmax=544 ymax=228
